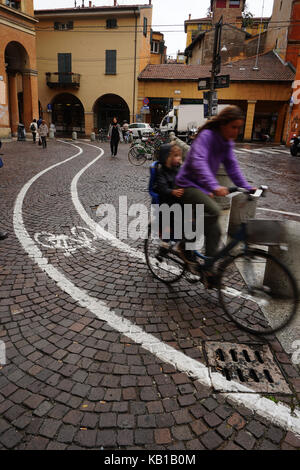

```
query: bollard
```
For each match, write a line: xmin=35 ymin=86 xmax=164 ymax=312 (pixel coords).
xmin=49 ymin=129 xmax=55 ymax=139
xmin=227 ymin=192 xmax=257 ymax=238
xmin=265 ymin=221 xmax=300 ymax=296
xmin=216 ymin=165 xmax=232 ymax=211
xmin=91 ymin=132 xmax=96 ymax=141
xmin=169 ymin=132 xmax=190 ymax=160
xmin=72 ymin=131 xmax=77 ymax=140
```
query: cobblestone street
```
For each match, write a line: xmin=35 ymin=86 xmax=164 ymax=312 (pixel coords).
xmin=0 ymin=139 xmax=300 ymax=451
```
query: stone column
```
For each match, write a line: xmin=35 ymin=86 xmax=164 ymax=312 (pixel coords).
xmin=84 ymin=112 xmax=94 ymax=137
xmin=274 ymin=103 xmax=288 ymax=144
xmin=244 ymin=100 xmax=257 ymax=141
xmin=8 ymin=73 xmax=19 ymax=136
xmin=22 ymin=70 xmax=39 ymax=132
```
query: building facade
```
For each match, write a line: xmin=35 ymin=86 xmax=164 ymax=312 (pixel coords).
xmin=0 ymin=0 xmax=39 ymax=138
xmin=35 ymin=2 xmax=153 ymax=136
xmin=138 ymin=52 xmax=294 ymax=142
xmin=184 ymin=0 xmax=270 ymax=66
xmin=150 ymin=31 xmax=166 ymax=65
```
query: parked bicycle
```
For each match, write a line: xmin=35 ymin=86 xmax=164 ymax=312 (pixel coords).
xmin=128 ymin=131 xmax=170 ymax=166
xmin=144 ymin=186 xmax=298 ymax=336
xmin=97 ymin=128 xmax=108 ymax=143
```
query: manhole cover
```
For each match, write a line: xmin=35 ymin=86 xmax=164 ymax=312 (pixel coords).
xmin=205 ymin=341 xmax=291 ymax=394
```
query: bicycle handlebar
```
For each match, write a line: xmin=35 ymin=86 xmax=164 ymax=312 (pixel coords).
xmin=228 ymin=185 xmax=268 ymax=200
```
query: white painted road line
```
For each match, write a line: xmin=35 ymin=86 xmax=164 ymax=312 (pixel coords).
xmin=258 ymin=208 xmax=300 ymax=218
xmin=237 ymin=148 xmax=265 ymax=155
xmin=13 ymin=141 xmax=300 ymax=436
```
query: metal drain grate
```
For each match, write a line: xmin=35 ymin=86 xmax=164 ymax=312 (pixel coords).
xmin=205 ymin=341 xmax=291 ymax=394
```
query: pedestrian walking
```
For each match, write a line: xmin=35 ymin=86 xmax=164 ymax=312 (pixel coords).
xmin=108 ymin=117 xmax=123 ymax=157
xmin=37 ymin=117 xmax=43 ymax=128
xmin=29 ymin=119 xmax=38 ymax=143
xmin=39 ymin=120 xmax=48 ymax=149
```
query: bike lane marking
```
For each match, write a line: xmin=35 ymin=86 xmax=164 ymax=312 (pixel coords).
xmin=258 ymin=208 xmax=300 ymax=218
xmin=13 ymin=141 xmax=300 ymax=436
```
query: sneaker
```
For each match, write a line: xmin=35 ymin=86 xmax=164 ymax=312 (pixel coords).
xmin=159 ymin=240 xmax=170 ymax=249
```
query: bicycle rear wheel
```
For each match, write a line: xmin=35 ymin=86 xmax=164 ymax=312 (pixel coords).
xmin=218 ymin=249 xmax=298 ymax=335
xmin=144 ymin=227 xmax=186 ymax=284
xmin=128 ymin=145 xmax=147 ymax=166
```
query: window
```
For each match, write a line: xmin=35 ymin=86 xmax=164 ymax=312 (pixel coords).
xmin=151 ymin=41 xmax=159 ymax=53
xmin=54 ymin=21 xmax=73 ymax=31
xmin=216 ymin=0 xmax=226 ymax=7
xmin=105 ymin=50 xmax=117 ymax=75
xmin=229 ymin=0 xmax=241 ymax=7
xmin=143 ymin=17 xmax=148 ymax=37
xmin=5 ymin=0 xmax=21 ymax=9
xmin=106 ymin=18 xmax=117 ymax=29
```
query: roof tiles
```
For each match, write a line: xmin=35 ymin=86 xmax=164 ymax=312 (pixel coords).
xmin=138 ymin=51 xmax=295 ymax=83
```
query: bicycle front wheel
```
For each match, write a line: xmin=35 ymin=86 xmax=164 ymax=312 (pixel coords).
xmin=218 ymin=249 xmax=298 ymax=335
xmin=144 ymin=227 xmax=186 ymax=284
xmin=128 ymin=145 xmax=147 ymax=166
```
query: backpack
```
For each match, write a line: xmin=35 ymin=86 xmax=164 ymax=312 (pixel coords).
xmin=148 ymin=160 xmax=160 ymax=204
xmin=30 ymin=123 xmax=36 ymax=131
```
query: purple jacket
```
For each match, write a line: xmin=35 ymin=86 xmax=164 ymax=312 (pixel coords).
xmin=175 ymin=129 xmax=252 ymax=194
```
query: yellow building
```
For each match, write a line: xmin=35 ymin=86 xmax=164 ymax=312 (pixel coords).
xmin=0 ymin=0 xmax=39 ymax=138
xmin=35 ymin=2 xmax=153 ymax=136
xmin=138 ymin=52 xmax=294 ymax=143
xmin=184 ymin=16 xmax=212 ymax=48
xmin=150 ymin=31 xmax=166 ymax=65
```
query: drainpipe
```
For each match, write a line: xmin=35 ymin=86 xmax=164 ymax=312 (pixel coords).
xmin=133 ymin=9 xmax=137 ymax=122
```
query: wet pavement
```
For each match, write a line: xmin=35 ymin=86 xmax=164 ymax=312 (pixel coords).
xmin=0 ymin=138 xmax=299 ymax=451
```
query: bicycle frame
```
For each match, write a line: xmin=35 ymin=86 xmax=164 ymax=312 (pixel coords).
xmin=193 ymin=223 xmax=248 ymax=270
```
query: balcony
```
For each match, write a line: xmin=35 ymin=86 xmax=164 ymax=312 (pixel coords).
xmin=46 ymin=72 xmax=81 ymax=89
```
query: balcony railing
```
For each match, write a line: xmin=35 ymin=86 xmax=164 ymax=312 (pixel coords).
xmin=46 ymin=72 xmax=81 ymax=89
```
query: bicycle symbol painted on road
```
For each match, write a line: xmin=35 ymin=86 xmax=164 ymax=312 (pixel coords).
xmin=34 ymin=226 xmax=97 ymax=257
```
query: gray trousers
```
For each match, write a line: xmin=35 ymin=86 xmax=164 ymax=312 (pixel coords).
xmin=179 ymin=187 xmax=221 ymax=257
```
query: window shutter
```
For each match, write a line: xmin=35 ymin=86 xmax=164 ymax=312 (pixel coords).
xmin=143 ymin=17 xmax=148 ymax=37
xmin=58 ymin=53 xmax=72 ymax=82
xmin=106 ymin=50 xmax=116 ymax=75
xmin=159 ymin=41 xmax=165 ymax=54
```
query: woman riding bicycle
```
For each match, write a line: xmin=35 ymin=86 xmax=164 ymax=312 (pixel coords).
xmin=175 ymin=106 xmax=254 ymax=268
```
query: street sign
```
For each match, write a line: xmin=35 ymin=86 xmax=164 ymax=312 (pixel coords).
xmin=203 ymin=91 xmax=218 ymax=118
xmin=198 ymin=75 xmax=230 ymax=91
xmin=141 ymin=106 xmax=150 ymax=114
xmin=198 ymin=78 xmax=211 ymax=91
xmin=215 ymin=74 xmax=230 ymax=89
xmin=143 ymin=97 xmax=150 ymax=106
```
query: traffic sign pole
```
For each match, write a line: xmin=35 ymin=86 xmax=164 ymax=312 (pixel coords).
xmin=208 ymin=16 xmax=223 ymax=119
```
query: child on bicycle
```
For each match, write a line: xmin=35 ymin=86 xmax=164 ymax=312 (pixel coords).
xmin=153 ymin=143 xmax=184 ymax=245
xmin=175 ymin=106 xmax=255 ymax=274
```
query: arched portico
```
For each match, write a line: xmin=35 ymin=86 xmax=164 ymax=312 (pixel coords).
xmin=51 ymin=93 xmax=85 ymax=136
xmin=93 ymin=94 xmax=130 ymax=131
xmin=4 ymin=41 xmax=38 ymax=136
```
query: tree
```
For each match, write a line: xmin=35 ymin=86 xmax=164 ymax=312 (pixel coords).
xmin=242 ymin=2 xmax=254 ymax=30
